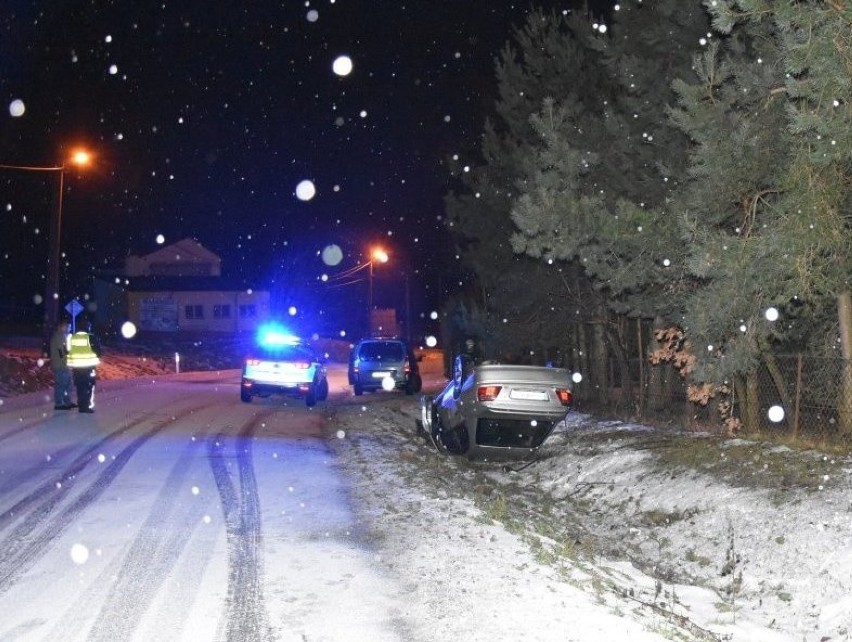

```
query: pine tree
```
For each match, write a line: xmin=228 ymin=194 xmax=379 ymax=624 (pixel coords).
xmin=769 ymin=0 xmax=852 ymax=431
xmin=668 ymin=18 xmax=792 ymax=381
xmin=445 ymin=9 xmax=606 ymax=361
xmin=509 ymin=0 xmax=710 ymax=321
xmin=666 ymin=0 xmax=851 ymax=431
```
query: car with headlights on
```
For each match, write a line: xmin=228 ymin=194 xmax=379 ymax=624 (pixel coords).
xmin=419 ymin=355 xmax=573 ymax=458
xmin=240 ymin=330 xmax=328 ymax=407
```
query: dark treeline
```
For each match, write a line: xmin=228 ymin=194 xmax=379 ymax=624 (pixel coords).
xmin=442 ymin=1 xmax=851 ymax=437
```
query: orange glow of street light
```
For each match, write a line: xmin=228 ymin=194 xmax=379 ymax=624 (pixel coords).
xmin=68 ymin=148 xmax=92 ymax=168
xmin=371 ymin=247 xmax=389 ymax=263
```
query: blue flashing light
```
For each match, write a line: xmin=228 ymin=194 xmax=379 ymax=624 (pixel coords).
xmin=257 ymin=323 xmax=301 ymax=347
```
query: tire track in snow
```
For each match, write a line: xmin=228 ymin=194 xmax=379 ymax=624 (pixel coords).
xmin=0 ymin=414 xmax=155 ymax=528
xmin=0 ymin=417 xmax=44 ymax=446
xmin=81 ymin=423 xmax=213 ymax=642
xmin=0 ymin=403 xmax=214 ymax=595
xmin=208 ymin=410 xmax=276 ymax=642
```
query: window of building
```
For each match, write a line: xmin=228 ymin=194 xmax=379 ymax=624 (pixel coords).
xmin=185 ymin=304 xmax=204 ymax=319
xmin=239 ymin=304 xmax=257 ymax=318
xmin=213 ymin=304 xmax=231 ymax=319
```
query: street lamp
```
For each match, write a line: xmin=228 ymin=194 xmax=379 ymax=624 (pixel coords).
xmin=367 ymin=247 xmax=389 ymax=335
xmin=0 ymin=147 xmax=92 ymax=333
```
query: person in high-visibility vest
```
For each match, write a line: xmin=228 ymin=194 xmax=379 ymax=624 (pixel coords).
xmin=67 ymin=324 xmax=101 ymax=413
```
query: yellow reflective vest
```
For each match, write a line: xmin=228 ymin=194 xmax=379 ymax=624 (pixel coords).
xmin=66 ymin=332 xmax=100 ymax=368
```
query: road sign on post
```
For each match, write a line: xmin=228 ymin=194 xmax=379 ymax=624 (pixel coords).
xmin=65 ymin=299 xmax=84 ymax=332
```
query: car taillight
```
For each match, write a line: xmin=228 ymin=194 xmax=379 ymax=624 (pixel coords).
xmin=294 ymin=362 xmax=310 ymax=369
xmin=246 ymin=358 xmax=261 ymax=366
xmin=477 ymin=385 xmax=502 ymax=401
xmin=404 ymin=357 xmax=411 ymax=374
xmin=556 ymin=389 xmax=573 ymax=406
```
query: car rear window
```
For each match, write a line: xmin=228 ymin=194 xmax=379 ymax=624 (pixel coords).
xmin=255 ymin=345 xmax=315 ymax=362
xmin=358 ymin=341 xmax=405 ymax=361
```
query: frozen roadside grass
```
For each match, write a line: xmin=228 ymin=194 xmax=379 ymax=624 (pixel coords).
xmin=327 ymin=401 xmax=727 ymax=642
xmin=327 ymin=398 xmax=852 ymax=642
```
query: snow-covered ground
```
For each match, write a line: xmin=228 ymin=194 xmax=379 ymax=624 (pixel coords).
xmin=329 ymin=398 xmax=852 ymax=642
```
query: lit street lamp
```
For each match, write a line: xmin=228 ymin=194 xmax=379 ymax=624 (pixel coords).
xmin=368 ymin=246 xmax=389 ymax=319
xmin=0 ymin=148 xmax=92 ymax=333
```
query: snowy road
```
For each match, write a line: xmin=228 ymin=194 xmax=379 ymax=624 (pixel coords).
xmin=0 ymin=368 xmax=415 ymax=642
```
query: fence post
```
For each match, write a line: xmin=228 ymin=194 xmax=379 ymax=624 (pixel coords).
xmin=793 ymin=353 xmax=802 ymax=439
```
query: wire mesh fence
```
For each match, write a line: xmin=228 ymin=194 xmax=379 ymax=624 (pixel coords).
xmin=570 ymin=354 xmax=852 ymax=448
xmin=738 ymin=354 xmax=851 ymax=445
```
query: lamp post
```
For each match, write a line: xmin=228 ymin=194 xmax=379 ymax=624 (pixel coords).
xmin=0 ymin=148 xmax=92 ymax=333
xmin=367 ymin=247 xmax=389 ymax=335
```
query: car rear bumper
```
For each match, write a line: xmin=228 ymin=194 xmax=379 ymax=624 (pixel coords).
xmin=353 ymin=372 xmax=410 ymax=389
xmin=241 ymin=378 xmax=312 ymax=396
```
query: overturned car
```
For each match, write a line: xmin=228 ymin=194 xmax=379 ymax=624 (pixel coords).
xmin=420 ymin=356 xmax=573 ymax=458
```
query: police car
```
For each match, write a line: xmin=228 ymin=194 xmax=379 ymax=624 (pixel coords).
xmin=240 ymin=325 xmax=329 ymax=407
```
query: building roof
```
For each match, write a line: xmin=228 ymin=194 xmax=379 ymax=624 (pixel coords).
xmin=137 ymin=237 xmax=220 ymax=264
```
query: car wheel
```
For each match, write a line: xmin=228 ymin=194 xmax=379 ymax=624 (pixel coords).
xmin=353 ymin=382 xmax=363 ymax=396
xmin=405 ymin=375 xmax=423 ymax=395
xmin=318 ymin=378 xmax=329 ymax=401
xmin=240 ymin=389 xmax=252 ymax=403
xmin=305 ymin=386 xmax=317 ymax=407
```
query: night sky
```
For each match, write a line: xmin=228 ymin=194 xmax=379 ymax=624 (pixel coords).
xmin=1 ymin=1 xmax=611 ymax=329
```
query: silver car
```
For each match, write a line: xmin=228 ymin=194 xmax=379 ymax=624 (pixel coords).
xmin=420 ymin=357 xmax=573 ymax=458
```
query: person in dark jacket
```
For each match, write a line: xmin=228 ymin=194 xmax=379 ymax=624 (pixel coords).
xmin=67 ymin=324 xmax=101 ymax=413
xmin=50 ymin=319 xmax=75 ymax=409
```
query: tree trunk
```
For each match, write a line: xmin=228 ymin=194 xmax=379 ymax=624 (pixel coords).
xmin=743 ymin=370 xmax=761 ymax=435
xmin=758 ymin=336 xmax=793 ymax=429
xmin=646 ymin=316 xmax=669 ymax=411
xmin=591 ymin=317 xmax=609 ymax=405
xmin=838 ymin=290 xmax=852 ymax=435
xmin=573 ymin=321 xmax=590 ymax=404
xmin=605 ymin=316 xmax=632 ymax=411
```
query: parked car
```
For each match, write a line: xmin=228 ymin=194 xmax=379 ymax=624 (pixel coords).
xmin=348 ymin=337 xmax=422 ymax=396
xmin=420 ymin=355 xmax=573 ymax=458
xmin=240 ymin=332 xmax=328 ymax=407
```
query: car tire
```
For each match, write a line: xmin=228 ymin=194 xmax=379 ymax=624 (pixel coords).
xmin=318 ymin=378 xmax=329 ymax=401
xmin=353 ymin=382 xmax=363 ymax=396
xmin=241 ymin=389 xmax=252 ymax=403
xmin=306 ymin=386 xmax=317 ymax=407
xmin=406 ymin=373 xmax=422 ymax=394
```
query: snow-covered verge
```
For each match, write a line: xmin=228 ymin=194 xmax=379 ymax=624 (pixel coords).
xmin=0 ymin=334 xmax=351 ymax=399
xmin=0 ymin=341 xmax=178 ymax=398
xmin=328 ymin=399 xmax=852 ymax=642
